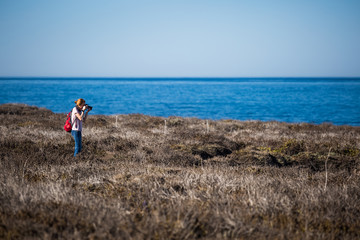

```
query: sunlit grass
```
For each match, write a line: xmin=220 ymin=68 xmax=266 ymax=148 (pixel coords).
xmin=1 ymin=104 xmax=359 ymax=239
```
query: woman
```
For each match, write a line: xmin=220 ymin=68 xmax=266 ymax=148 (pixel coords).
xmin=71 ymin=98 xmax=91 ymax=156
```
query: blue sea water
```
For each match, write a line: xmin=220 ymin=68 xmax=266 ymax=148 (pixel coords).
xmin=0 ymin=78 xmax=360 ymax=126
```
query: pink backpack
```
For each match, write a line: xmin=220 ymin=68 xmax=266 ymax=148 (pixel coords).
xmin=64 ymin=111 xmax=73 ymax=132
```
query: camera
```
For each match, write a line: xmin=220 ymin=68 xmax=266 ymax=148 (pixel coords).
xmin=85 ymin=104 xmax=93 ymax=110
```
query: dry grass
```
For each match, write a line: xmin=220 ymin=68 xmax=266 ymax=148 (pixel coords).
xmin=0 ymin=103 xmax=360 ymax=239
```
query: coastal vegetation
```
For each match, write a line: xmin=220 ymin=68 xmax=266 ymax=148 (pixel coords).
xmin=1 ymin=103 xmax=359 ymax=239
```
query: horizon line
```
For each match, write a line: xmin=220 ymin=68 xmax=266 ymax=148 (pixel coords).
xmin=1 ymin=76 xmax=360 ymax=79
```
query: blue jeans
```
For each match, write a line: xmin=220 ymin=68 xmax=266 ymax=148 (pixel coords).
xmin=71 ymin=130 xmax=82 ymax=156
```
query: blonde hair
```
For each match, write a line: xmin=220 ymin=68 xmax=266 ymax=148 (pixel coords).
xmin=74 ymin=98 xmax=85 ymax=107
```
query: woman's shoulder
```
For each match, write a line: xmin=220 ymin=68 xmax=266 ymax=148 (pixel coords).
xmin=72 ymin=107 xmax=80 ymax=114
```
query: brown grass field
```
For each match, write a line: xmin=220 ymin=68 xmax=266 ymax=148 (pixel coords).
xmin=0 ymin=103 xmax=360 ymax=239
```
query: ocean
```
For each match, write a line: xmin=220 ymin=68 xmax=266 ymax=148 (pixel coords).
xmin=1 ymin=78 xmax=360 ymax=126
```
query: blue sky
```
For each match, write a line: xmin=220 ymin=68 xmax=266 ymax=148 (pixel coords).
xmin=0 ymin=0 xmax=359 ymax=77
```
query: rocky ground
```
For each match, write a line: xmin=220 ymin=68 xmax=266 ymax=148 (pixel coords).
xmin=0 ymin=103 xmax=360 ymax=239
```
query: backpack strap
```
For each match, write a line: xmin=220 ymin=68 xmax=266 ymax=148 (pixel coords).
xmin=69 ymin=109 xmax=75 ymax=127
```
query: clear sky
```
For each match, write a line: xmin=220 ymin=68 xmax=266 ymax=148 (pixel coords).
xmin=0 ymin=0 xmax=359 ymax=77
